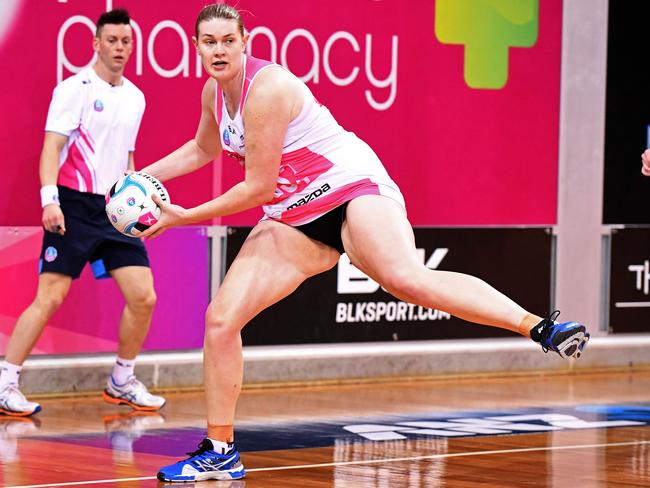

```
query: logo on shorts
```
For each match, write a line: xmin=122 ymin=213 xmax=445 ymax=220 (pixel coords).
xmin=44 ymin=246 xmax=58 ymax=262
xmin=126 ymin=197 xmax=136 ymax=206
xmin=223 ymin=128 xmax=231 ymax=146
xmin=93 ymin=99 xmax=104 ymax=112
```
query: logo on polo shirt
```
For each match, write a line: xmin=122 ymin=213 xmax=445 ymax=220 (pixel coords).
xmin=94 ymin=99 xmax=104 ymax=112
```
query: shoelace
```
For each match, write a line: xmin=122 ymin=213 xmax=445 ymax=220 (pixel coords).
xmin=186 ymin=438 xmax=214 ymax=457
xmin=539 ymin=310 xmax=561 ymax=353
xmin=3 ymin=385 xmax=26 ymax=401
xmin=115 ymin=376 xmax=146 ymax=394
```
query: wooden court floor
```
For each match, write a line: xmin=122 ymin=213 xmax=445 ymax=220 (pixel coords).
xmin=2 ymin=370 xmax=650 ymax=487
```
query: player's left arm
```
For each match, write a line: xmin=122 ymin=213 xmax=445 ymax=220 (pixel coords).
xmin=144 ymin=68 xmax=297 ymax=237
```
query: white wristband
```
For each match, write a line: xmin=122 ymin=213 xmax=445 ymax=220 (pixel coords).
xmin=40 ymin=185 xmax=60 ymax=207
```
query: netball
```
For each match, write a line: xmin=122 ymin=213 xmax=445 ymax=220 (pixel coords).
xmin=105 ymin=172 xmax=169 ymax=237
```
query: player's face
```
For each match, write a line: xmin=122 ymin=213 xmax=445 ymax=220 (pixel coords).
xmin=193 ymin=18 xmax=248 ymax=82
xmin=94 ymin=24 xmax=134 ymax=73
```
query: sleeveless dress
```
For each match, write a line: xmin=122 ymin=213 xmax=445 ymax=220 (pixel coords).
xmin=215 ymin=55 xmax=405 ymax=226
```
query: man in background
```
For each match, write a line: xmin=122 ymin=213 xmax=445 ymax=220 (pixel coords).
xmin=0 ymin=9 xmax=164 ymax=416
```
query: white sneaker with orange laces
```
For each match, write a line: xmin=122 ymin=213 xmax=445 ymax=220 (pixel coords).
xmin=102 ymin=376 xmax=166 ymax=411
xmin=0 ymin=384 xmax=41 ymax=417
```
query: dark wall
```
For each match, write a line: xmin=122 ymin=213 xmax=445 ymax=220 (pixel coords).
xmin=226 ymin=227 xmax=552 ymax=346
xmin=603 ymin=2 xmax=650 ymax=223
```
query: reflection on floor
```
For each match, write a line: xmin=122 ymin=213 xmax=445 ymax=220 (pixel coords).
xmin=1 ymin=370 xmax=650 ymax=487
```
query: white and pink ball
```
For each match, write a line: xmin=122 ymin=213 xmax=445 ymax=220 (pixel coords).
xmin=105 ymin=172 xmax=169 ymax=237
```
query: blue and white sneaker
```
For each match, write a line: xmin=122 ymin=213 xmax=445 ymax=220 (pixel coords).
xmin=530 ymin=310 xmax=590 ymax=359
xmin=157 ymin=438 xmax=245 ymax=482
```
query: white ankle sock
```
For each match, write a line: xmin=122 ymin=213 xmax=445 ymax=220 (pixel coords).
xmin=0 ymin=361 xmax=22 ymax=389
xmin=208 ymin=438 xmax=234 ymax=454
xmin=111 ymin=356 xmax=135 ymax=385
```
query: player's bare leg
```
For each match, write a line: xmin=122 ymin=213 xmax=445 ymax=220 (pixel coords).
xmin=111 ymin=266 xmax=156 ymax=359
xmin=103 ymin=266 xmax=164 ymax=411
xmin=204 ymin=221 xmax=339 ymax=432
xmin=5 ymin=273 xmax=72 ymax=365
xmin=0 ymin=273 xmax=71 ymax=416
xmin=157 ymin=220 xmax=339 ymax=482
xmin=342 ymin=195 xmax=589 ymax=357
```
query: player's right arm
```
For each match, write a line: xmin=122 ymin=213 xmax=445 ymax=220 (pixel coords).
xmin=141 ymin=78 xmax=222 ymax=182
xmin=40 ymin=132 xmax=68 ymax=235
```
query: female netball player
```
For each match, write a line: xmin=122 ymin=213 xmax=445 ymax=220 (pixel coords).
xmin=140 ymin=4 xmax=589 ymax=482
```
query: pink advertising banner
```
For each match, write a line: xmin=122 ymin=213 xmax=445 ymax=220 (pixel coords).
xmin=0 ymin=227 xmax=209 ymax=355
xmin=0 ymin=0 xmax=561 ymax=227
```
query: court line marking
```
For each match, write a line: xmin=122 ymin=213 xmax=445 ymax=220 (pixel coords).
xmin=8 ymin=439 xmax=650 ymax=488
xmin=614 ymin=301 xmax=650 ymax=308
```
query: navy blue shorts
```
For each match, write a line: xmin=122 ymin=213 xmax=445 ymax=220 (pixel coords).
xmin=39 ymin=186 xmax=149 ymax=279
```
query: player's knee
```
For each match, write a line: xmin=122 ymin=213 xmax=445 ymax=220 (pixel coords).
xmin=142 ymin=289 xmax=157 ymax=310
xmin=204 ymin=307 xmax=238 ymax=340
xmin=128 ymin=287 xmax=157 ymax=313
xmin=34 ymin=291 xmax=66 ymax=314
xmin=380 ymin=270 xmax=426 ymax=302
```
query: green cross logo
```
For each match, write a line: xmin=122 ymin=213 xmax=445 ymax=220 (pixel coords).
xmin=435 ymin=0 xmax=539 ymax=89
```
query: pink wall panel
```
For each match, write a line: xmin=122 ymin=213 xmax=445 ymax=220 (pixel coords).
xmin=0 ymin=0 xmax=561 ymax=227
xmin=0 ymin=227 xmax=208 ymax=355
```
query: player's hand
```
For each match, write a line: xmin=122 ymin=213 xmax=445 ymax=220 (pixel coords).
xmin=42 ymin=204 xmax=66 ymax=235
xmin=642 ymin=149 xmax=650 ymax=176
xmin=141 ymin=194 xmax=187 ymax=239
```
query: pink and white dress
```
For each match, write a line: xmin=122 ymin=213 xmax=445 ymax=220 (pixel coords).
xmin=215 ymin=55 xmax=405 ymax=226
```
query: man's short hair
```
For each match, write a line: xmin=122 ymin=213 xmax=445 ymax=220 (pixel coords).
xmin=96 ymin=8 xmax=131 ymax=36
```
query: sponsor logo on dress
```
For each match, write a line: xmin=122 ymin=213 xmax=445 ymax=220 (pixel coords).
xmin=274 ymin=164 xmax=312 ymax=200
xmin=127 ymin=197 xmax=136 ymax=206
xmin=286 ymin=183 xmax=332 ymax=210
xmin=223 ymin=129 xmax=230 ymax=146
xmin=93 ymin=99 xmax=104 ymax=112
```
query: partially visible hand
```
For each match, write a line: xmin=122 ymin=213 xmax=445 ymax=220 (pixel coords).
xmin=42 ymin=204 xmax=65 ymax=235
xmin=642 ymin=149 xmax=650 ymax=176
xmin=141 ymin=194 xmax=188 ymax=239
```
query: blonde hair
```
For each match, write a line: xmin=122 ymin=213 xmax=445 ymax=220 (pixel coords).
xmin=195 ymin=3 xmax=245 ymax=37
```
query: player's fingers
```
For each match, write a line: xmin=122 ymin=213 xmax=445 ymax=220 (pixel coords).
xmin=153 ymin=227 xmax=166 ymax=239
xmin=146 ymin=226 xmax=166 ymax=240
xmin=151 ymin=194 xmax=165 ymax=208
xmin=141 ymin=222 xmax=161 ymax=238
xmin=42 ymin=217 xmax=62 ymax=234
